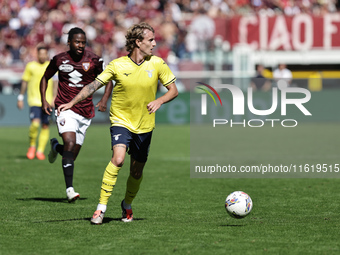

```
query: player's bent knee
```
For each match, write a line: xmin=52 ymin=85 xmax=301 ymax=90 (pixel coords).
xmin=112 ymin=157 xmax=124 ymax=167
xmin=64 ymin=141 xmax=76 ymax=151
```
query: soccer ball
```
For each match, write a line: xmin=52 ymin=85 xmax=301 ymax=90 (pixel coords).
xmin=225 ymin=191 xmax=253 ymax=219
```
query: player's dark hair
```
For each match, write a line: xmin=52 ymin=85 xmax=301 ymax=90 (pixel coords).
xmin=37 ymin=45 xmax=48 ymax=52
xmin=125 ymin=22 xmax=154 ymax=53
xmin=67 ymin=27 xmax=86 ymax=42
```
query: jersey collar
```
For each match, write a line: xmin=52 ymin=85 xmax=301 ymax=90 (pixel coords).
xmin=128 ymin=54 xmax=152 ymax=66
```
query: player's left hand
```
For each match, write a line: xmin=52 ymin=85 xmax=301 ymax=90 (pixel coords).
xmin=57 ymin=103 xmax=72 ymax=116
xmin=95 ymin=100 xmax=107 ymax=112
xmin=147 ymin=99 xmax=162 ymax=114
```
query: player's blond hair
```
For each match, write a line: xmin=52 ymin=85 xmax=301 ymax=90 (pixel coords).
xmin=125 ymin=22 xmax=154 ymax=53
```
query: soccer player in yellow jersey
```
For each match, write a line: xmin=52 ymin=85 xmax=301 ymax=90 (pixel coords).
xmin=17 ymin=45 xmax=56 ymax=160
xmin=58 ymin=22 xmax=178 ymax=224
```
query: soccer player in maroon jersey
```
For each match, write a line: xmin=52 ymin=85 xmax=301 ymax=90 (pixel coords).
xmin=40 ymin=27 xmax=113 ymax=202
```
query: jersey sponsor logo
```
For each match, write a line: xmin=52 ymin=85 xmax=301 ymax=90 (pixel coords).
xmin=69 ymin=70 xmax=83 ymax=87
xmin=123 ymin=73 xmax=132 ymax=76
xmin=145 ymin=69 xmax=154 ymax=78
xmin=59 ymin=64 xmax=74 ymax=72
xmin=113 ymin=134 xmax=122 ymax=141
xmin=82 ymin=62 xmax=90 ymax=72
xmin=62 ymin=60 xmax=70 ymax=64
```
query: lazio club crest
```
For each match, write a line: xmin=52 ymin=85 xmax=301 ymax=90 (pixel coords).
xmin=145 ymin=69 xmax=154 ymax=78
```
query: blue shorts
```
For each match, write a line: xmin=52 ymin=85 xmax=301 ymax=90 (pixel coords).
xmin=110 ymin=126 xmax=153 ymax=163
xmin=29 ymin=106 xmax=51 ymax=125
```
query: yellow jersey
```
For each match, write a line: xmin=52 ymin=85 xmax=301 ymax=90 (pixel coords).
xmin=96 ymin=55 xmax=176 ymax=133
xmin=22 ymin=61 xmax=53 ymax=107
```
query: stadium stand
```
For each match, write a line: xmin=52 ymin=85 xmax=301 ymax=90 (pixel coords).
xmin=1 ymin=0 xmax=340 ymax=93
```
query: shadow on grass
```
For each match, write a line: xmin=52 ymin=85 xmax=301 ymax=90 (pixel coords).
xmin=100 ymin=218 xmax=146 ymax=224
xmin=219 ymin=224 xmax=245 ymax=227
xmin=17 ymin=156 xmax=29 ymax=160
xmin=32 ymin=217 xmax=146 ymax=224
xmin=17 ymin=197 xmax=87 ymax=203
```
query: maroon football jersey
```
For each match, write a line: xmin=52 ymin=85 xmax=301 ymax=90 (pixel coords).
xmin=43 ymin=50 xmax=104 ymax=118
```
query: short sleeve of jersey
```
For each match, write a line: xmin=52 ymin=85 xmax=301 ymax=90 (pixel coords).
xmin=93 ymin=57 xmax=105 ymax=76
xmin=22 ymin=63 xmax=32 ymax=82
xmin=95 ymin=60 xmax=115 ymax=85
xmin=156 ymin=58 xmax=176 ymax=87
xmin=43 ymin=56 xmax=58 ymax=80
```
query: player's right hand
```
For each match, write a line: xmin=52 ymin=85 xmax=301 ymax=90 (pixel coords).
xmin=17 ymin=100 xmax=24 ymax=110
xmin=42 ymin=100 xmax=53 ymax=115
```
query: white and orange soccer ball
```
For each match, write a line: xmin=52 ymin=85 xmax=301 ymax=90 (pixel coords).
xmin=225 ymin=191 xmax=253 ymax=219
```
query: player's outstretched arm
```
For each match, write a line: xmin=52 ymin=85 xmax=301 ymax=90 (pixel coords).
xmin=58 ymin=80 xmax=103 ymax=115
xmin=147 ymin=82 xmax=178 ymax=114
xmin=17 ymin=81 xmax=27 ymax=110
xmin=95 ymin=81 xmax=113 ymax=112
xmin=40 ymin=76 xmax=52 ymax=115
xmin=51 ymin=80 xmax=58 ymax=108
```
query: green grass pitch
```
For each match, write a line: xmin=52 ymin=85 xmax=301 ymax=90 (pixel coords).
xmin=0 ymin=124 xmax=340 ymax=254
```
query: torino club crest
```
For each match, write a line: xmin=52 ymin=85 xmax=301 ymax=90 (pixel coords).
xmin=82 ymin=62 xmax=90 ymax=72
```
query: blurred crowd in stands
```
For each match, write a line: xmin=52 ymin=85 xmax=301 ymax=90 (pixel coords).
xmin=0 ymin=0 xmax=340 ymax=69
